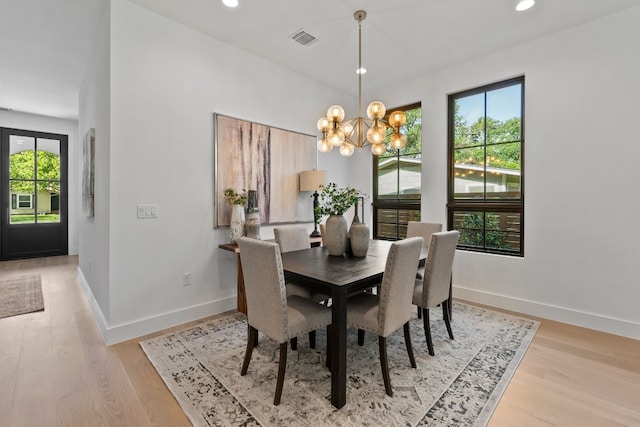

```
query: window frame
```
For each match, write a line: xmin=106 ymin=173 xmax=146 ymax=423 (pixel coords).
xmin=372 ymin=102 xmax=422 ymax=240
xmin=447 ymin=77 xmax=525 ymax=256
xmin=17 ymin=193 xmax=33 ymax=209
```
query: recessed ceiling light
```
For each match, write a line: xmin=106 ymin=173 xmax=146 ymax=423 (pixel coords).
xmin=222 ymin=0 xmax=238 ymax=7
xmin=356 ymin=67 xmax=367 ymax=75
xmin=515 ymin=0 xmax=535 ymax=11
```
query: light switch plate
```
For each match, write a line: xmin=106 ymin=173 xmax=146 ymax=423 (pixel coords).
xmin=137 ymin=204 xmax=159 ymax=219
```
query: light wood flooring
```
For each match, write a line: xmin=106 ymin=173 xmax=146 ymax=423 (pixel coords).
xmin=1 ymin=255 xmax=639 ymax=426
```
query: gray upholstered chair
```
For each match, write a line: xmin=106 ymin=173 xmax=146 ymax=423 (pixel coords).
xmin=406 ymin=221 xmax=443 ymax=279
xmin=274 ymin=226 xmax=313 ymax=299
xmin=275 ymin=225 xmax=327 ymax=303
xmin=346 ymin=236 xmax=424 ymax=397
xmin=412 ymin=231 xmax=459 ymax=356
xmin=237 ymin=237 xmax=332 ymax=405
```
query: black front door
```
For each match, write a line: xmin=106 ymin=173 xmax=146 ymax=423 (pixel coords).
xmin=0 ymin=127 xmax=68 ymax=260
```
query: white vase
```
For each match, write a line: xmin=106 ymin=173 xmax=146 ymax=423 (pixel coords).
xmin=229 ymin=204 xmax=245 ymax=243
xmin=325 ymin=215 xmax=348 ymax=256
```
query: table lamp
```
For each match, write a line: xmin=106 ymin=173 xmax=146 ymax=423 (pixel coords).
xmin=299 ymin=170 xmax=327 ymax=237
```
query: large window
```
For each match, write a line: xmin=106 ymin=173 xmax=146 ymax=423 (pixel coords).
xmin=373 ymin=103 xmax=421 ymax=240
xmin=448 ymin=77 xmax=524 ymax=256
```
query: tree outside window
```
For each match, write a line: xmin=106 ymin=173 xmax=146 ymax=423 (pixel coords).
xmin=448 ymin=77 xmax=524 ymax=256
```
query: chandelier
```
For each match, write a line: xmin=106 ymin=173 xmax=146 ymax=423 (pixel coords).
xmin=316 ymin=10 xmax=407 ymax=157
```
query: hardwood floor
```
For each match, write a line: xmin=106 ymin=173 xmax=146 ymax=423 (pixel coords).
xmin=1 ymin=255 xmax=639 ymax=426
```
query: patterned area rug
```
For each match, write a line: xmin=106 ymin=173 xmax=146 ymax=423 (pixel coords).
xmin=0 ymin=275 xmax=44 ymax=319
xmin=140 ymin=302 xmax=538 ymax=426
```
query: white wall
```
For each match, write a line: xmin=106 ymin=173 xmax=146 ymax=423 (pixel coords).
xmin=79 ymin=0 xmax=348 ymax=344
xmin=78 ymin=0 xmax=111 ymax=337
xmin=373 ymin=7 xmax=640 ymax=339
xmin=0 ymin=110 xmax=79 ymax=255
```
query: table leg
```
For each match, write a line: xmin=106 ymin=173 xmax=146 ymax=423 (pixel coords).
xmin=237 ymin=253 xmax=247 ymax=315
xmin=330 ymin=287 xmax=348 ymax=408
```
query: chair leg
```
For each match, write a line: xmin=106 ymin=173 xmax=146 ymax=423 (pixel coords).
xmin=403 ymin=322 xmax=417 ymax=368
xmin=417 ymin=306 xmax=422 ymax=319
xmin=274 ymin=342 xmax=288 ymax=405
xmin=378 ymin=336 xmax=393 ymax=397
xmin=443 ymin=300 xmax=454 ymax=340
xmin=423 ymin=308 xmax=435 ymax=356
xmin=358 ymin=329 xmax=365 ymax=346
xmin=241 ymin=326 xmax=258 ymax=375
xmin=326 ymin=324 xmax=332 ymax=370
xmin=290 ymin=337 xmax=298 ymax=350
xmin=309 ymin=330 xmax=316 ymax=349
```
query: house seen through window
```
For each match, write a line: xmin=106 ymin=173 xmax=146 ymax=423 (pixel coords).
xmin=372 ymin=103 xmax=421 ymax=240
xmin=447 ymin=76 xmax=524 ymax=256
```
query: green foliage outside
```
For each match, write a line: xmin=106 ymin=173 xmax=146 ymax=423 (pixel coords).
xmin=10 ymin=150 xmax=60 ymax=193
xmin=453 ymin=103 xmax=521 ymax=170
xmin=458 ymin=212 xmax=506 ymax=249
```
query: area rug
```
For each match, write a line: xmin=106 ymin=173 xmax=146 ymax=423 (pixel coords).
xmin=140 ymin=302 xmax=538 ymax=426
xmin=0 ymin=275 xmax=44 ymax=319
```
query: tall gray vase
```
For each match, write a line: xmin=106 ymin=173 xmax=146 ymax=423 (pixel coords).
xmin=349 ymin=196 xmax=369 ymax=257
xmin=349 ymin=223 xmax=370 ymax=257
xmin=325 ymin=215 xmax=348 ymax=256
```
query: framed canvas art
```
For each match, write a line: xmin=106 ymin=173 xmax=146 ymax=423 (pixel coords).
xmin=82 ymin=128 xmax=95 ymax=218
xmin=214 ymin=114 xmax=316 ymax=227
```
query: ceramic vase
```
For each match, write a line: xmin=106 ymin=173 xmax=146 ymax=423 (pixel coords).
xmin=349 ymin=222 xmax=370 ymax=257
xmin=348 ymin=196 xmax=369 ymax=257
xmin=325 ymin=214 xmax=348 ymax=256
xmin=229 ymin=204 xmax=245 ymax=243
xmin=245 ymin=190 xmax=261 ymax=239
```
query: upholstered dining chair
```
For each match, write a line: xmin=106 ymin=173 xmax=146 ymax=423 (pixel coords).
xmin=274 ymin=225 xmax=327 ymax=300
xmin=406 ymin=221 xmax=442 ymax=278
xmin=412 ymin=231 xmax=459 ymax=356
xmin=346 ymin=236 xmax=424 ymax=397
xmin=274 ymin=225 xmax=327 ymax=349
xmin=237 ymin=237 xmax=332 ymax=405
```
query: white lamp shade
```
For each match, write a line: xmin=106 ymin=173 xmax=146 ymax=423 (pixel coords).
xmin=299 ymin=170 xmax=327 ymax=192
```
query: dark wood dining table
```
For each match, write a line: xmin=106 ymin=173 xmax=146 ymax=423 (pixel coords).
xmin=280 ymin=239 xmax=428 ymax=409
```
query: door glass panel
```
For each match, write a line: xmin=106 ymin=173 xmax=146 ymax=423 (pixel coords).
xmin=9 ymin=136 xmax=35 ymax=179
xmin=9 ymin=181 xmax=35 ymax=224
xmin=37 ymin=138 xmax=61 ymax=180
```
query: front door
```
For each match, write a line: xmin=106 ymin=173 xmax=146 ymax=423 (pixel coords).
xmin=0 ymin=127 xmax=68 ymax=260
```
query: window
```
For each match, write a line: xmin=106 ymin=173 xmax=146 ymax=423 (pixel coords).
xmin=448 ymin=77 xmax=524 ymax=256
xmin=373 ymin=103 xmax=421 ymax=240
xmin=17 ymin=194 xmax=33 ymax=209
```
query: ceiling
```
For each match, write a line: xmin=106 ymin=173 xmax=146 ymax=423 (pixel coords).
xmin=2 ymin=0 xmax=640 ymax=120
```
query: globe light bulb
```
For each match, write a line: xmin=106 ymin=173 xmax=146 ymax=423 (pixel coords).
xmin=371 ymin=143 xmax=386 ymax=156
xmin=318 ymin=138 xmax=333 ymax=153
xmin=389 ymin=132 xmax=407 ymax=149
xmin=366 ymin=101 xmax=386 ymax=120
xmin=317 ymin=117 xmax=330 ymax=132
xmin=339 ymin=143 xmax=355 ymax=157
xmin=327 ymin=105 xmax=345 ymax=122
xmin=388 ymin=111 xmax=407 ymax=128
xmin=328 ymin=129 xmax=345 ymax=147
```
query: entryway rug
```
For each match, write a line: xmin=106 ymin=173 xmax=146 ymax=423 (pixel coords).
xmin=140 ymin=302 xmax=538 ymax=426
xmin=0 ymin=275 xmax=44 ymax=319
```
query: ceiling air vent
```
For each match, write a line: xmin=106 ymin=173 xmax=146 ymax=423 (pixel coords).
xmin=290 ymin=29 xmax=319 ymax=47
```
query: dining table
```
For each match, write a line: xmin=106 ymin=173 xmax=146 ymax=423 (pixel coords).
xmin=280 ymin=239 xmax=428 ymax=409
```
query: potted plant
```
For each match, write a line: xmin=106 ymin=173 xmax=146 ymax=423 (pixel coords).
xmin=315 ymin=183 xmax=361 ymax=256
xmin=224 ymin=188 xmax=246 ymax=243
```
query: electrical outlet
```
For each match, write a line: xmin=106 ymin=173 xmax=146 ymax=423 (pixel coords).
xmin=182 ymin=272 xmax=191 ymax=286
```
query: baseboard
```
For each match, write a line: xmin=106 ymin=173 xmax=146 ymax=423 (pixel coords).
xmin=77 ymin=267 xmax=109 ymax=342
xmin=76 ymin=267 xmax=237 ymax=345
xmin=454 ymin=285 xmax=640 ymax=340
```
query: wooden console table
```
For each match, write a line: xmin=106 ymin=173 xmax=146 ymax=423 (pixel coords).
xmin=218 ymin=236 xmax=322 ymax=314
